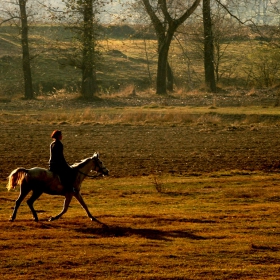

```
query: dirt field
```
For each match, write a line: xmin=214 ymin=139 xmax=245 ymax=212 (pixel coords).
xmin=1 ymin=94 xmax=280 ymax=180
xmin=1 ymin=122 xmax=280 ymax=181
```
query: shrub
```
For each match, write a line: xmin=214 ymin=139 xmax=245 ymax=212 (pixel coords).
xmin=245 ymin=44 xmax=280 ymax=87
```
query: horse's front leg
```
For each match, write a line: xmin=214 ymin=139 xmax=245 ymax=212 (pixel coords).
xmin=49 ymin=194 xmax=73 ymax=221
xmin=74 ymin=193 xmax=107 ymax=227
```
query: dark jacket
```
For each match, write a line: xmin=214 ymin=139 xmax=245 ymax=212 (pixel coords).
xmin=49 ymin=140 xmax=73 ymax=186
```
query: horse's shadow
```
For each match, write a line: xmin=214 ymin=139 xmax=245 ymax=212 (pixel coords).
xmin=74 ymin=226 xmax=208 ymax=241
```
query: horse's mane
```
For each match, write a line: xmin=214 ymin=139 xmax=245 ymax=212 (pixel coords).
xmin=71 ymin=158 xmax=91 ymax=170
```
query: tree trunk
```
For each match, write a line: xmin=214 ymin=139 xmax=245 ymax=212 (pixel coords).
xmin=157 ymin=38 xmax=174 ymax=93
xmin=156 ymin=34 xmax=173 ymax=95
xmin=81 ymin=0 xmax=96 ymax=99
xmin=167 ymin=62 xmax=174 ymax=91
xmin=19 ymin=0 xmax=33 ymax=99
xmin=203 ymin=0 xmax=216 ymax=92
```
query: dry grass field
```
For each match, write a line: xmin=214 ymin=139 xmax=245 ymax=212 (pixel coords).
xmin=0 ymin=95 xmax=280 ymax=279
xmin=1 ymin=174 xmax=280 ymax=279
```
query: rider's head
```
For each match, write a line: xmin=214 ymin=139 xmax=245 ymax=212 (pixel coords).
xmin=51 ymin=130 xmax=62 ymax=140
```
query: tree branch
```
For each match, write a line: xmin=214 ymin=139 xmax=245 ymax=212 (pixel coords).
xmin=158 ymin=0 xmax=172 ymax=23
xmin=142 ymin=0 xmax=165 ymax=35
xmin=214 ymin=0 xmax=254 ymax=25
xmin=175 ymin=0 xmax=201 ymax=27
xmin=0 ymin=16 xmax=20 ymax=26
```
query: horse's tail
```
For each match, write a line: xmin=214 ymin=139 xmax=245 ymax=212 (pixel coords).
xmin=6 ymin=168 xmax=28 ymax=191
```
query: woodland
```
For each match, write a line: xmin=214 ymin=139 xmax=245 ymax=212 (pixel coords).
xmin=0 ymin=0 xmax=279 ymax=99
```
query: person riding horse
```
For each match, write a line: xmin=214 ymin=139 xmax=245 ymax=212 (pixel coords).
xmin=7 ymin=152 xmax=109 ymax=222
xmin=49 ymin=130 xmax=76 ymax=192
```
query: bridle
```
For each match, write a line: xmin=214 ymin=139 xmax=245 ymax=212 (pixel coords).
xmin=78 ymin=157 xmax=106 ymax=178
xmin=78 ymin=170 xmax=101 ymax=178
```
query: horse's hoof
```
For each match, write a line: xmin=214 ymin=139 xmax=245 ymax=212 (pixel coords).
xmin=48 ymin=217 xmax=53 ymax=222
xmin=9 ymin=218 xmax=14 ymax=222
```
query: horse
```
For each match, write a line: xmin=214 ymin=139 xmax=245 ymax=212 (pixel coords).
xmin=6 ymin=152 xmax=109 ymax=225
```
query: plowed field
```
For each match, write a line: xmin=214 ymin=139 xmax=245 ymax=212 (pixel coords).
xmin=1 ymin=97 xmax=280 ymax=180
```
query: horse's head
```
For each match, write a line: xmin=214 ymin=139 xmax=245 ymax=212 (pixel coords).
xmin=91 ymin=152 xmax=109 ymax=176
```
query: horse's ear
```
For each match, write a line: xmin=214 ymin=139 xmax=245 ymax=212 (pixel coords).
xmin=93 ymin=152 xmax=99 ymax=158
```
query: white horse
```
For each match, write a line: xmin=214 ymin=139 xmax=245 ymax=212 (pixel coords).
xmin=7 ymin=153 xmax=109 ymax=225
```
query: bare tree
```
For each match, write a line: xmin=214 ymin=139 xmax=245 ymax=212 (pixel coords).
xmin=142 ymin=0 xmax=201 ymax=95
xmin=19 ymin=0 xmax=34 ymax=99
xmin=203 ymin=0 xmax=216 ymax=92
xmin=81 ymin=0 xmax=97 ymax=98
xmin=49 ymin=0 xmax=99 ymax=99
xmin=1 ymin=0 xmax=34 ymax=99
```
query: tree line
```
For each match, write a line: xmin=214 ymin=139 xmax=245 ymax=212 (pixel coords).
xmin=0 ymin=0 xmax=279 ymax=99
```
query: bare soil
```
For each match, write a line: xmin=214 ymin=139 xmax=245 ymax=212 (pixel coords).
xmin=1 ymin=122 xmax=280 ymax=180
xmin=1 ymin=94 xmax=280 ymax=180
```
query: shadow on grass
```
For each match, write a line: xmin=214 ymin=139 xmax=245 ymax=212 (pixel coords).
xmin=5 ymin=220 xmax=208 ymax=241
xmin=74 ymin=226 xmax=208 ymax=241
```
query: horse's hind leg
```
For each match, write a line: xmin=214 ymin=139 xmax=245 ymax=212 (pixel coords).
xmin=27 ymin=191 xmax=43 ymax=222
xmin=10 ymin=181 xmax=30 ymax=221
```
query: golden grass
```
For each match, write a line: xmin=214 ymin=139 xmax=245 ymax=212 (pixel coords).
xmin=1 ymin=172 xmax=280 ymax=279
xmin=2 ymin=100 xmax=280 ymax=127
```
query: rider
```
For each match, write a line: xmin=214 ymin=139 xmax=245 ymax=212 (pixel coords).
xmin=49 ymin=130 xmax=77 ymax=193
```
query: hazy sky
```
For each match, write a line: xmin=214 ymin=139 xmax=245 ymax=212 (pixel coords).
xmin=1 ymin=0 xmax=279 ymax=25
xmin=0 ymin=0 xmax=133 ymax=23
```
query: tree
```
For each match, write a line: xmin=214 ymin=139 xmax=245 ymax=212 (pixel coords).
xmin=1 ymin=0 xmax=34 ymax=99
xmin=142 ymin=0 xmax=201 ymax=95
xmin=208 ymin=0 xmax=256 ymax=89
xmin=211 ymin=8 xmax=241 ymax=84
xmin=81 ymin=0 xmax=97 ymax=98
xmin=51 ymin=0 xmax=99 ymax=99
xmin=19 ymin=0 xmax=34 ymax=99
xmin=203 ymin=0 xmax=216 ymax=92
